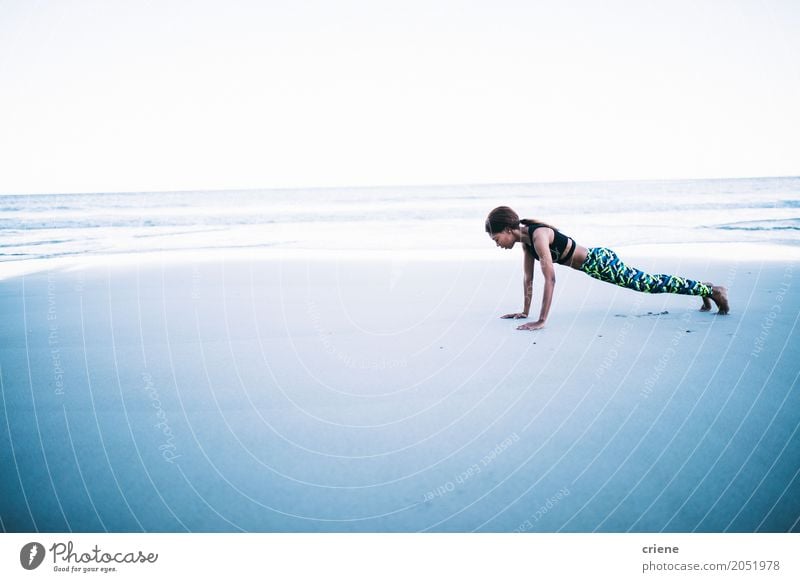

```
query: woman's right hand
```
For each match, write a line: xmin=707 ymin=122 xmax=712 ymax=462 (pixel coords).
xmin=501 ymin=313 xmax=528 ymax=319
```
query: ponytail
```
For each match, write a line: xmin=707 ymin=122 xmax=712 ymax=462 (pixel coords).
xmin=520 ymin=218 xmax=558 ymax=231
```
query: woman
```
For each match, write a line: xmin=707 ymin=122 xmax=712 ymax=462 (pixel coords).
xmin=485 ymin=206 xmax=729 ymax=331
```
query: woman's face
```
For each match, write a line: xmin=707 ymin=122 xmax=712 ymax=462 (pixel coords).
xmin=490 ymin=228 xmax=516 ymax=250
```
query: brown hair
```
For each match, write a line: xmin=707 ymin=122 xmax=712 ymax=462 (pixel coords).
xmin=485 ymin=206 xmax=557 ymax=235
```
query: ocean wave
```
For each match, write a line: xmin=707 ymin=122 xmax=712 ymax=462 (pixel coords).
xmin=0 ymin=239 xmax=75 ymax=248
xmin=0 ymin=249 xmax=101 ymax=262
xmin=714 ymin=218 xmax=800 ymax=231
xmin=2 ymin=178 xmax=799 ymax=261
xmin=0 ymin=217 xmax=280 ymax=230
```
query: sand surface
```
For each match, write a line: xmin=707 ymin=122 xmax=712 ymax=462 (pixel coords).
xmin=1 ymin=246 xmax=798 ymax=532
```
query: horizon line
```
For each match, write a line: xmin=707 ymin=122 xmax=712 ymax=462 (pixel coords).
xmin=1 ymin=173 xmax=798 ymax=197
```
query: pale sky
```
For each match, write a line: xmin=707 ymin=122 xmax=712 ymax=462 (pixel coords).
xmin=1 ymin=0 xmax=798 ymax=194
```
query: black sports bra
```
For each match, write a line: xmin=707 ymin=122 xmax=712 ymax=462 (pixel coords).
xmin=526 ymin=223 xmax=576 ymax=265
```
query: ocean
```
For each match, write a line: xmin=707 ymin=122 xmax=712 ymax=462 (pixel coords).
xmin=1 ymin=176 xmax=799 ymax=263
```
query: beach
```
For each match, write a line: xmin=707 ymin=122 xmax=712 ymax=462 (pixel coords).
xmin=1 ymin=242 xmax=798 ymax=532
xmin=3 ymin=5 xmax=800 ymax=579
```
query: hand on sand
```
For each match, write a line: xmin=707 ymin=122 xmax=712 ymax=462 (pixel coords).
xmin=501 ymin=313 xmax=528 ymax=319
xmin=517 ymin=320 xmax=545 ymax=331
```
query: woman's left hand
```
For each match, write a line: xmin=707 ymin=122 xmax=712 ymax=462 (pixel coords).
xmin=516 ymin=320 xmax=545 ymax=331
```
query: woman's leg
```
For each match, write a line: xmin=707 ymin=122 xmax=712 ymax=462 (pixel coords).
xmin=579 ymin=248 xmax=723 ymax=301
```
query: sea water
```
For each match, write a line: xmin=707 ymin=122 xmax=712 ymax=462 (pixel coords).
xmin=1 ymin=176 xmax=798 ymax=264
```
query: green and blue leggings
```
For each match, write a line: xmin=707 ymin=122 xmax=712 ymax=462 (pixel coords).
xmin=580 ymin=248 xmax=712 ymax=297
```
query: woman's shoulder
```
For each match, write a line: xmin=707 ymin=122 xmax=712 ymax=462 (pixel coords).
xmin=529 ymin=224 xmax=555 ymax=240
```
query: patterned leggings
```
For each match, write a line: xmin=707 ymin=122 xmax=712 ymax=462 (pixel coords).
xmin=579 ymin=248 xmax=712 ymax=297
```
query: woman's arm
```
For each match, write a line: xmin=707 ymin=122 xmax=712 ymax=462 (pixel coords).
xmin=501 ymin=246 xmax=535 ymax=319
xmin=517 ymin=231 xmax=555 ymax=330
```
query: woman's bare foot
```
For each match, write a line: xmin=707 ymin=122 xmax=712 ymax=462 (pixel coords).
xmin=711 ymin=285 xmax=729 ymax=315
xmin=700 ymin=282 xmax=713 ymax=311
